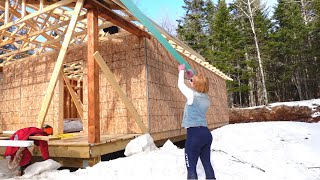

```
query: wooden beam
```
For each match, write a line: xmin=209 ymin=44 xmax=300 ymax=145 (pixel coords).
xmin=84 ymin=0 xmax=150 ymax=39
xmin=37 ymin=0 xmax=84 ymax=128
xmin=4 ymin=0 xmax=9 ymax=24
xmin=0 ymin=0 xmax=74 ymax=32
xmin=0 ymin=140 xmax=34 ymax=147
xmin=58 ymin=74 xmax=64 ymax=134
xmin=28 ymin=136 xmax=61 ymax=141
xmin=22 ymin=0 xmax=26 ymax=17
xmin=61 ymin=71 xmax=84 ymax=120
xmin=40 ymin=0 xmax=44 ymax=11
xmin=93 ymin=51 xmax=148 ymax=133
xmin=0 ymin=22 xmax=111 ymax=61
xmin=0 ymin=14 xmax=87 ymax=47
xmin=0 ymin=1 xmax=62 ymax=47
xmin=87 ymin=8 xmax=100 ymax=143
xmin=0 ymin=36 xmax=62 ymax=60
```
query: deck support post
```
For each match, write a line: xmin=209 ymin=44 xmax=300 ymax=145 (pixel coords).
xmin=87 ymin=7 xmax=100 ymax=143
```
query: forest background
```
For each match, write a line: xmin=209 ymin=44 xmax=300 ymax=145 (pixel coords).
xmin=172 ymin=0 xmax=320 ymax=107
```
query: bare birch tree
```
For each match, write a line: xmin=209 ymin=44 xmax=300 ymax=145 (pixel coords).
xmin=234 ymin=0 xmax=268 ymax=105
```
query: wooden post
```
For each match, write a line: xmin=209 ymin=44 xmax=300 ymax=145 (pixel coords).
xmin=40 ymin=0 xmax=44 ymax=12
xmin=37 ymin=0 xmax=84 ymax=128
xmin=57 ymin=74 xmax=64 ymax=134
xmin=5 ymin=0 xmax=9 ymax=24
xmin=87 ymin=8 xmax=100 ymax=143
xmin=21 ymin=0 xmax=26 ymax=17
xmin=61 ymin=71 xmax=83 ymax=120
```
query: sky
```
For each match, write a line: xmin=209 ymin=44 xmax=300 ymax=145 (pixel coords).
xmin=1 ymin=99 xmax=319 ymax=179
xmin=134 ymin=0 xmax=279 ymax=27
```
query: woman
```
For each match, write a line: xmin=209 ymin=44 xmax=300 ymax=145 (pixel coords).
xmin=178 ymin=64 xmax=216 ymax=180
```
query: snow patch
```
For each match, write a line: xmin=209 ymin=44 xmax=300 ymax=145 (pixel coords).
xmin=160 ymin=140 xmax=178 ymax=151
xmin=312 ymin=112 xmax=320 ymax=118
xmin=124 ymin=133 xmax=158 ymax=156
xmin=22 ymin=159 xmax=61 ymax=178
xmin=0 ymin=159 xmax=19 ymax=179
xmin=269 ymin=98 xmax=320 ymax=109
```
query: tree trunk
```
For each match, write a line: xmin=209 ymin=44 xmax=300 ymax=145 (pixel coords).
xmin=246 ymin=0 xmax=268 ymax=104
xmin=245 ymin=52 xmax=256 ymax=106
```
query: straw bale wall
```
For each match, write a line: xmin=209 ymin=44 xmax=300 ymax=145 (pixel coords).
xmin=0 ymin=53 xmax=60 ymax=132
xmin=81 ymin=35 xmax=149 ymax=134
xmin=145 ymin=37 xmax=229 ymax=140
xmin=0 ymin=34 xmax=228 ymax=139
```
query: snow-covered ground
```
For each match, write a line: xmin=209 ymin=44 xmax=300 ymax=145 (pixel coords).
xmin=2 ymin=99 xmax=320 ymax=180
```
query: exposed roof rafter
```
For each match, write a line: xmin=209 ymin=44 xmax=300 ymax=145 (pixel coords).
xmin=0 ymin=0 xmax=231 ymax=81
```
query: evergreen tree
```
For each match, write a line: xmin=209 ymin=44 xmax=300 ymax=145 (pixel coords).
xmin=206 ymin=0 xmax=247 ymax=106
xmin=269 ymin=0 xmax=309 ymax=101
xmin=177 ymin=0 xmax=207 ymax=53
xmin=231 ymin=0 xmax=272 ymax=105
xmin=310 ymin=0 xmax=320 ymax=96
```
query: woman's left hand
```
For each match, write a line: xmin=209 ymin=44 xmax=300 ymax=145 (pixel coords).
xmin=178 ymin=64 xmax=185 ymax=71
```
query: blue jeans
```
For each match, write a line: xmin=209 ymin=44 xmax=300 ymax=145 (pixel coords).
xmin=185 ymin=126 xmax=216 ymax=180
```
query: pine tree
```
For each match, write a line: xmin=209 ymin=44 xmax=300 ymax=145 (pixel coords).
xmin=308 ymin=0 xmax=320 ymax=98
xmin=206 ymin=0 xmax=247 ymax=106
xmin=177 ymin=0 xmax=207 ymax=53
xmin=269 ymin=0 xmax=309 ymax=101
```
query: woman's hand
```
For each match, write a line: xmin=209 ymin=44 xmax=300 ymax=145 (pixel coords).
xmin=178 ymin=64 xmax=185 ymax=71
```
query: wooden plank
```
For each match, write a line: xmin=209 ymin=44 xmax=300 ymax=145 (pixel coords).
xmin=90 ymin=138 xmax=133 ymax=157
xmin=4 ymin=0 xmax=9 ymax=24
xmin=0 ymin=140 xmax=34 ymax=147
xmin=61 ymin=71 xmax=84 ymax=120
xmin=93 ymin=51 xmax=148 ymax=133
xmin=21 ymin=0 xmax=26 ymax=17
xmin=0 ymin=14 xmax=87 ymax=47
xmin=58 ymin=74 xmax=64 ymax=134
xmin=87 ymin=8 xmax=100 ymax=144
xmin=33 ymin=145 xmax=91 ymax=158
xmin=0 ymin=137 xmax=9 ymax=140
xmin=84 ymin=0 xmax=150 ymax=38
xmin=40 ymin=0 xmax=44 ymax=11
xmin=37 ymin=0 xmax=84 ymax=128
xmin=25 ymin=0 xmax=63 ymax=5
xmin=0 ymin=1 xmax=61 ymax=48
xmin=0 ymin=36 xmax=62 ymax=59
xmin=28 ymin=136 xmax=61 ymax=141
xmin=0 ymin=0 xmax=74 ymax=32
xmin=0 ymin=26 xmax=92 ymax=60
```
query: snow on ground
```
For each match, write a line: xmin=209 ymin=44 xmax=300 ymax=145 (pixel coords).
xmin=2 ymin=99 xmax=320 ymax=180
xmin=269 ymin=99 xmax=320 ymax=118
xmin=5 ymin=121 xmax=318 ymax=180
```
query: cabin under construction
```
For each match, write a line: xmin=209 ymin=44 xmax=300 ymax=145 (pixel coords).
xmin=0 ymin=0 xmax=231 ymax=167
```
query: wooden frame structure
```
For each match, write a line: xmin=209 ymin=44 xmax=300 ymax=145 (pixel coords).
xmin=0 ymin=0 xmax=231 ymax=167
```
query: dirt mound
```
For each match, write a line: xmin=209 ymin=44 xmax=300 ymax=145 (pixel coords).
xmin=229 ymin=104 xmax=320 ymax=124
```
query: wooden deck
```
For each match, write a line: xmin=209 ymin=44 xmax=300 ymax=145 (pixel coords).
xmin=0 ymin=133 xmax=141 ymax=168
